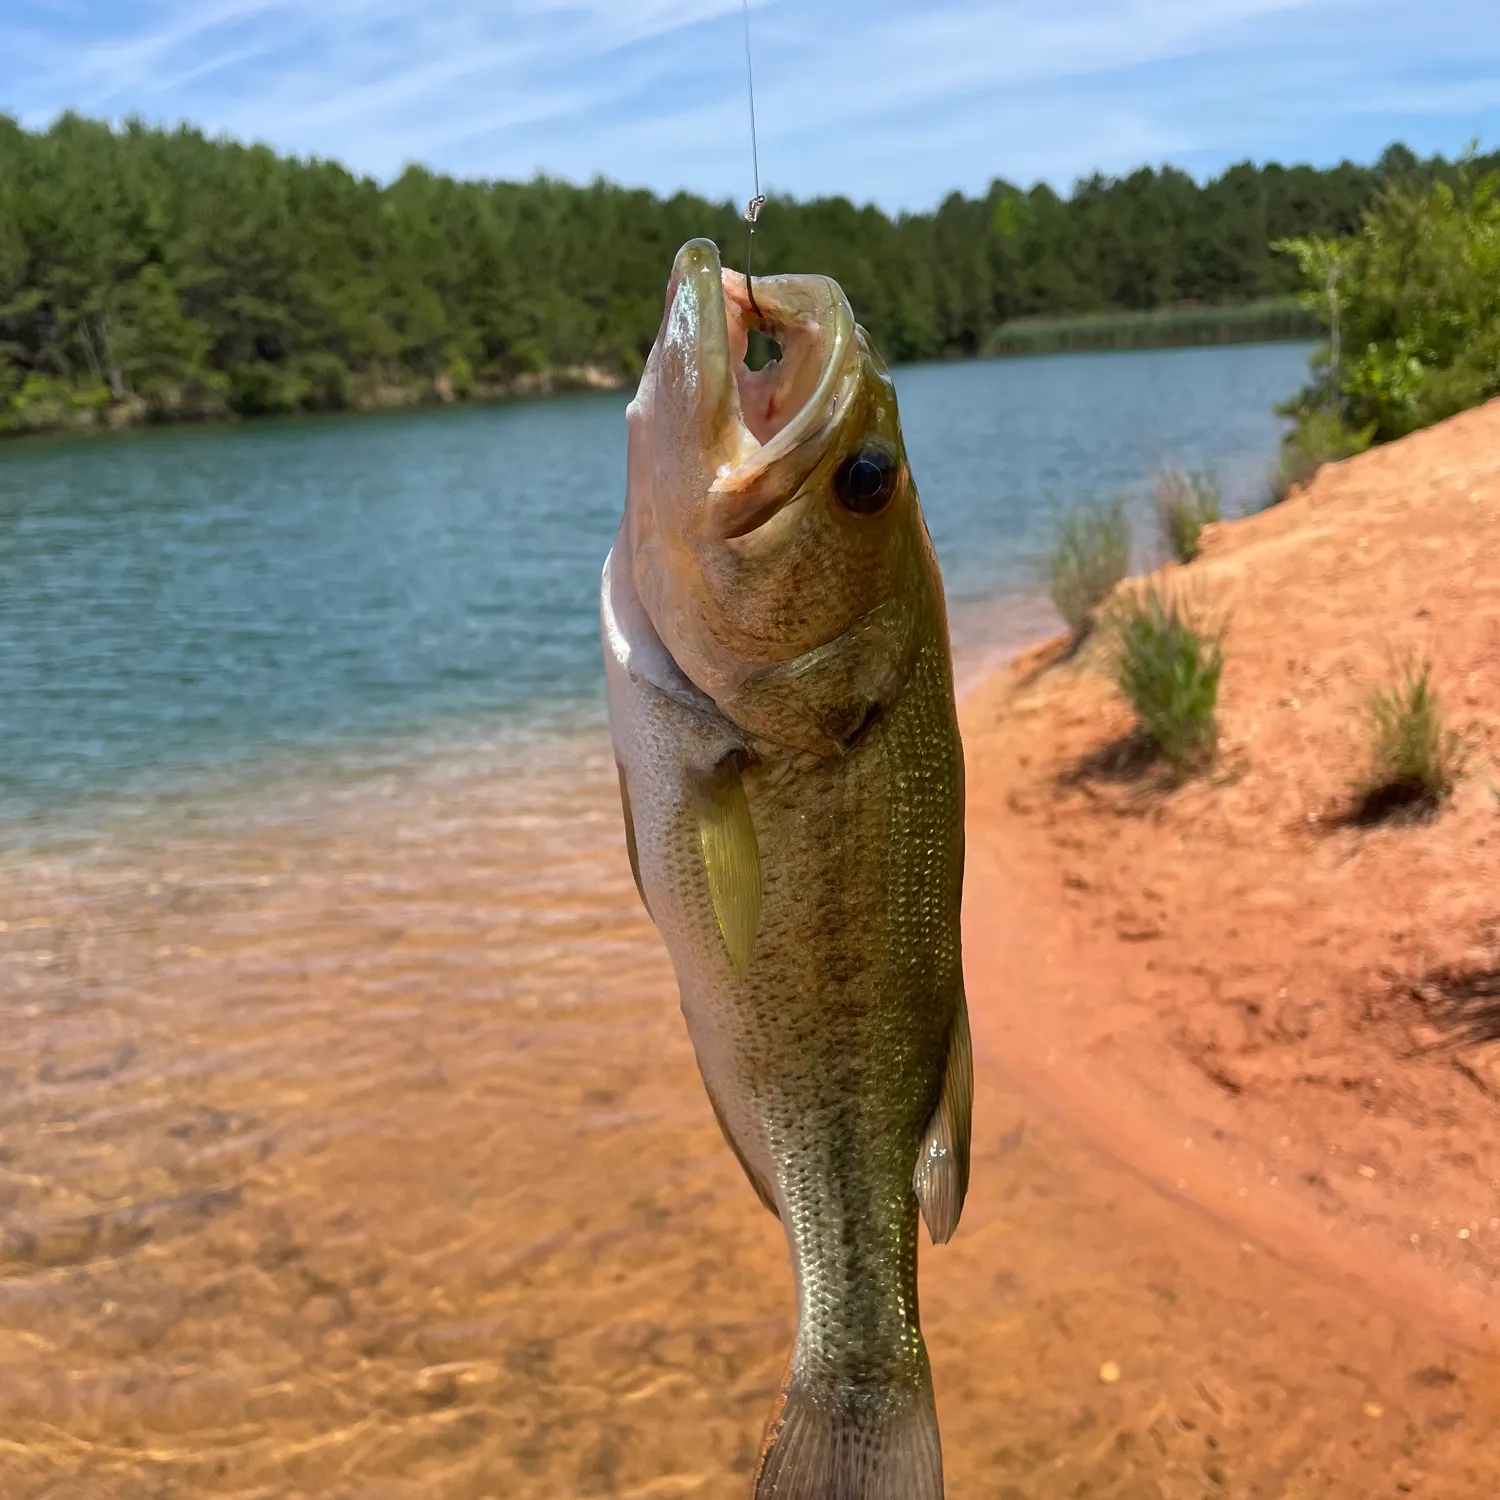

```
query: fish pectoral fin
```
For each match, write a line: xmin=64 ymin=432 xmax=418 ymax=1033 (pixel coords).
xmin=703 ymin=1080 xmax=780 ymax=1219
xmin=913 ymin=990 xmax=973 ymax=1245
xmin=695 ymin=758 xmax=761 ymax=978
xmin=615 ymin=762 xmax=650 ymax=916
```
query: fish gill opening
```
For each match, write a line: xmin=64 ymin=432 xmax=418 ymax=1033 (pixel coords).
xmin=725 ymin=285 xmax=826 ymax=450
xmin=743 ymin=328 xmax=781 ymax=372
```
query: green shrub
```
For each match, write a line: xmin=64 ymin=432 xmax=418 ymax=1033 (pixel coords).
xmin=1267 ymin=410 xmax=1374 ymax=505
xmin=514 ymin=340 xmax=549 ymax=376
xmin=1047 ymin=498 xmax=1132 ymax=639
xmin=1108 ymin=584 xmax=1225 ymax=769
xmin=228 ymin=361 xmax=297 ymax=416
xmin=294 ymin=352 xmax=352 ymax=411
xmin=11 ymin=371 xmax=72 ymax=427
xmin=1156 ymin=468 xmax=1221 ymax=561
xmin=1 ymin=374 xmax=119 ymax=432
xmin=67 ymin=382 xmax=113 ymax=412
xmin=230 ymin=359 xmax=347 ymax=416
xmin=1354 ymin=657 xmax=1468 ymax=823
xmin=147 ymin=370 xmax=231 ymax=421
xmin=1278 ymin=160 xmax=1500 ymax=446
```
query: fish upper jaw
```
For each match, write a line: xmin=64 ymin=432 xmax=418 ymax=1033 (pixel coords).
xmin=643 ymin=238 xmax=859 ymax=543
xmin=623 ymin=238 xmax=878 ymax=714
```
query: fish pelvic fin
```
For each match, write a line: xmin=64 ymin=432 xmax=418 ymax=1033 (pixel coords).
xmin=702 ymin=1078 xmax=780 ymax=1219
xmin=615 ymin=762 xmax=650 ymax=917
xmin=695 ymin=756 xmax=762 ymax=978
xmin=754 ymin=1373 xmax=943 ymax=1500
xmin=913 ymin=990 xmax=973 ymax=1245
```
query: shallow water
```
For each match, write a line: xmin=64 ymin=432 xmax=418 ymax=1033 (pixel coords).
xmin=4 ymin=740 xmax=1497 ymax=1498
xmin=0 ymin=344 xmax=1309 ymax=832
xmin=17 ymin=342 xmax=1486 ymax=1497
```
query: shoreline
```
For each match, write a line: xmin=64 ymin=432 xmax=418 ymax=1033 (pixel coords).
xmin=983 ymin=296 xmax=1317 ymax=358
xmin=1 ymin=328 xmax=1314 ymax=450
xmin=0 ymin=363 xmax=631 ymax=448
xmin=957 ymin=397 xmax=1500 ymax=1353
xmin=961 ymin=794 xmax=1500 ymax=1355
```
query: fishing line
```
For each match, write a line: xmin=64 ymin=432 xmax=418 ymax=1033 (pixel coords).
xmin=740 ymin=0 xmax=766 ymax=321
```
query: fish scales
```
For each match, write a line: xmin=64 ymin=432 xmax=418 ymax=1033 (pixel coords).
xmin=602 ymin=238 xmax=970 ymax=1500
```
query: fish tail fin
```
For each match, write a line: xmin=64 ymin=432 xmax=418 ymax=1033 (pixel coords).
xmin=753 ymin=1373 xmax=943 ymax=1500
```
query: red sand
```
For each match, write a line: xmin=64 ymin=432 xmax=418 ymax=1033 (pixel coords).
xmin=961 ymin=396 xmax=1500 ymax=1354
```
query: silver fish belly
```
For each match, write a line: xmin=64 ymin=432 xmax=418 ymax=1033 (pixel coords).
xmin=602 ymin=523 xmax=969 ymax=1500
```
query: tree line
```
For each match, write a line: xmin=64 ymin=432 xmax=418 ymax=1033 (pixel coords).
xmin=0 ymin=113 xmax=1493 ymax=433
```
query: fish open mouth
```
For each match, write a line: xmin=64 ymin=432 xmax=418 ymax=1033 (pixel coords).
xmin=720 ymin=267 xmax=842 ymax=449
xmin=657 ymin=239 xmax=858 ymax=534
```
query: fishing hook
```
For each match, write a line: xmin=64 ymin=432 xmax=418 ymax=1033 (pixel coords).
xmin=740 ymin=0 xmax=766 ymax=324
xmin=744 ymin=194 xmax=766 ymax=321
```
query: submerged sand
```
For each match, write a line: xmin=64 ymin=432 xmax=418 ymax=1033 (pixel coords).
xmin=4 ymin=406 xmax=1500 ymax=1497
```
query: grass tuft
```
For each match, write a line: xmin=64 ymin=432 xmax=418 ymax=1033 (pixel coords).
xmin=1107 ymin=584 xmax=1225 ymax=771
xmin=1266 ymin=411 xmax=1374 ymax=506
xmin=1352 ymin=657 xmax=1468 ymax=824
xmin=1156 ymin=468 xmax=1222 ymax=562
xmin=1047 ymin=498 xmax=1132 ymax=640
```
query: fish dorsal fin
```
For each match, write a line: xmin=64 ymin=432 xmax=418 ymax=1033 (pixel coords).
xmin=913 ymin=990 xmax=973 ymax=1244
xmin=695 ymin=758 xmax=761 ymax=978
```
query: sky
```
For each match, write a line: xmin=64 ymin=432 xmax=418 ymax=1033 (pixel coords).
xmin=3 ymin=0 xmax=1500 ymax=212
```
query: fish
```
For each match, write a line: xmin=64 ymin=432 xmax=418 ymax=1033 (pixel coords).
xmin=601 ymin=238 xmax=970 ymax=1500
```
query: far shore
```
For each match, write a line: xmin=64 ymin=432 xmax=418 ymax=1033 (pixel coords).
xmin=1 ymin=302 xmax=1317 ymax=448
xmin=0 ymin=361 xmax=631 ymax=447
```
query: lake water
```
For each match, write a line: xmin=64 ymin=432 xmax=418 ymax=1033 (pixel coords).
xmin=0 ymin=342 xmax=1312 ymax=838
xmin=16 ymin=337 xmax=1490 ymax=1500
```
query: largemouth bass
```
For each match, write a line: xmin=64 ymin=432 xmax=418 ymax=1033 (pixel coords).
xmin=601 ymin=239 xmax=970 ymax=1500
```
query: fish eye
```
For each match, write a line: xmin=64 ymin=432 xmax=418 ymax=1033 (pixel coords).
xmin=833 ymin=442 xmax=899 ymax=516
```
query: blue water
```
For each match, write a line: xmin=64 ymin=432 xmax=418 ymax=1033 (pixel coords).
xmin=0 ymin=343 xmax=1312 ymax=827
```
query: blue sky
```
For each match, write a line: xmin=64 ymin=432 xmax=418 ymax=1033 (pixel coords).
xmin=4 ymin=0 xmax=1499 ymax=211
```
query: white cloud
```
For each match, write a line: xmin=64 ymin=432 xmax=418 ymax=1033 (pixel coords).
xmin=4 ymin=0 xmax=1498 ymax=207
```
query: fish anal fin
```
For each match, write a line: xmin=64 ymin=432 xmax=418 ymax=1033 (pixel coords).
xmin=703 ymin=1080 xmax=780 ymax=1219
xmin=913 ymin=991 xmax=973 ymax=1246
xmin=754 ymin=1372 xmax=943 ymax=1500
xmin=695 ymin=757 xmax=762 ymax=977
xmin=615 ymin=762 xmax=650 ymax=916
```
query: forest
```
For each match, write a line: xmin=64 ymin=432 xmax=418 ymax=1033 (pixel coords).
xmin=1 ymin=112 xmax=1495 ymax=434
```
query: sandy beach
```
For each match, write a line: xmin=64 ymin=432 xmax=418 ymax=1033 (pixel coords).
xmin=961 ymin=396 xmax=1500 ymax=1351
xmin=5 ymin=403 xmax=1500 ymax=1498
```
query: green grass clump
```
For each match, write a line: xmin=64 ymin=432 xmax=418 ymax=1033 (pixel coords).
xmin=1047 ymin=498 xmax=1132 ymax=640
xmin=1266 ymin=410 xmax=1374 ymax=505
xmin=1354 ymin=658 xmax=1468 ymax=823
xmin=1156 ymin=468 xmax=1222 ymax=562
xmin=1108 ymin=585 xmax=1225 ymax=770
